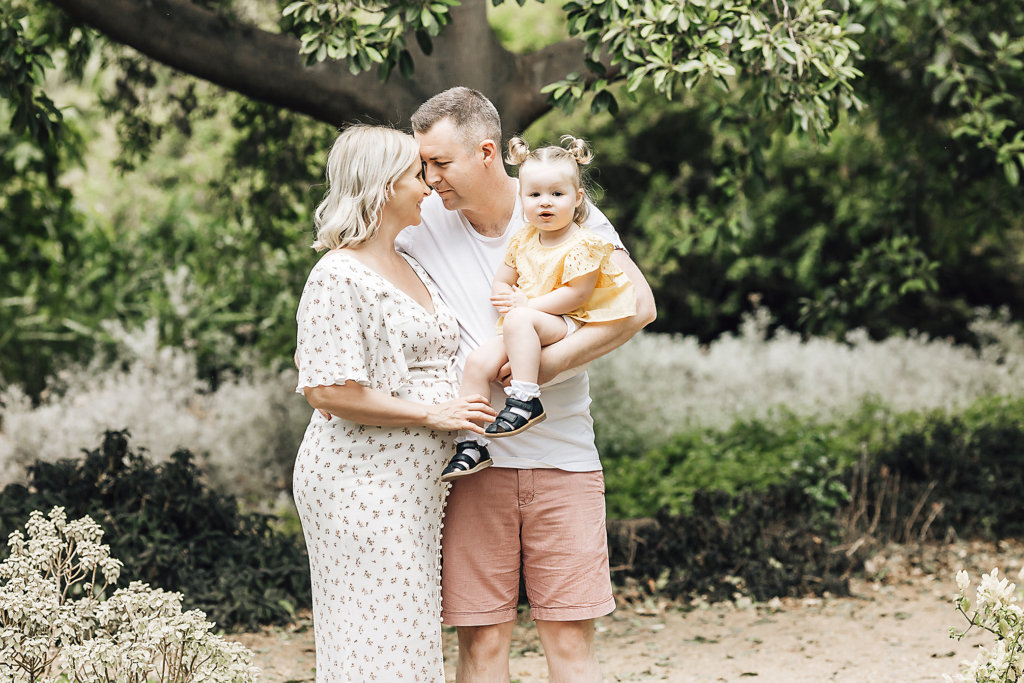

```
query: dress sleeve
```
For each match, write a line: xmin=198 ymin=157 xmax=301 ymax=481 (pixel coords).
xmin=294 ymin=260 xmax=410 ymax=395
xmin=503 ymin=230 xmax=523 ymax=269
xmin=561 ymin=231 xmax=614 ymax=284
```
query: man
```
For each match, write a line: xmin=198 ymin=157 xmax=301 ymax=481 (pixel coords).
xmin=395 ymin=87 xmax=656 ymax=682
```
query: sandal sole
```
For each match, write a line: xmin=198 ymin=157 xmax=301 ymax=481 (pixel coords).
xmin=440 ymin=458 xmax=493 ymax=482
xmin=485 ymin=412 xmax=547 ymax=439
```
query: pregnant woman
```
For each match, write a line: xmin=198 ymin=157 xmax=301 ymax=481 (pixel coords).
xmin=292 ymin=125 xmax=495 ymax=681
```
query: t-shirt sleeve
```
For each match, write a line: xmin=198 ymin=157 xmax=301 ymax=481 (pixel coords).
xmin=294 ymin=262 xmax=409 ymax=395
xmin=562 ymin=233 xmax=614 ymax=284
xmin=581 ymin=201 xmax=626 ymax=252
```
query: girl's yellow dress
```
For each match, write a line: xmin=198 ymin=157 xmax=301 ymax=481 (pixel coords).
xmin=503 ymin=224 xmax=636 ymax=324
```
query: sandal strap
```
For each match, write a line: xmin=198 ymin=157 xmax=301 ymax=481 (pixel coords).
xmin=503 ymin=396 xmax=536 ymax=411
xmin=446 ymin=452 xmax=481 ymax=472
xmin=493 ymin=410 xmax=528 ymax=432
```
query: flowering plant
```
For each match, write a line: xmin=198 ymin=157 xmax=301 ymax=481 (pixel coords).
xmin=0 ymin=507 xmax=259 ymax=682
xmin=947 ymin=568 xmax=1024 ymax=682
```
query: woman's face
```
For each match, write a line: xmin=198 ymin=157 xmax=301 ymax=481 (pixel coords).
xmin=382 ymin=159 xmax=431 ymax=231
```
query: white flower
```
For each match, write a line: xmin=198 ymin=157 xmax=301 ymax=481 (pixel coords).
xmin=1 ymin=508 xmax=260 ymax=682
xmin=957 ymin=569 xmax=970 ymax=592
xmin=977 ymin=568 xmax=1016 ymax=612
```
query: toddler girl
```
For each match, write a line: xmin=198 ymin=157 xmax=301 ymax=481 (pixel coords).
xmin=440 ymin=135 xmax=636 ymax=481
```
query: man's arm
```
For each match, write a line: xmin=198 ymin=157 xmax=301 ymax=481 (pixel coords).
xmin=507 ymin=250 xmax=656 ymax=385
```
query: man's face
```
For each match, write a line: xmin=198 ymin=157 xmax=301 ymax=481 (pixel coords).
xmin=415 ymin=118 xmax=486 ymax=212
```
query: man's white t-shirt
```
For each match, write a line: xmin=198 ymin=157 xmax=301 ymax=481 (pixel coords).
xmin=395 ymin=187 xmax=624 ymax=471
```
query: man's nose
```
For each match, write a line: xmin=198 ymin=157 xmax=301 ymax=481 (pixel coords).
xmin=425 ymin=165 xmax=442 ymax=188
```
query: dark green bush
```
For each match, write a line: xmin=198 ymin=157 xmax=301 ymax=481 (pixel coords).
xmin=608 ymin=484 xmax=853 ymax=602
xmin=602 ymin=402 xmax=901 ymax=518
xmin=602 ymin=396 xmax=1024 ymax=604
xmin=0 ymin=430 xmax=311 ymax=631
xmin=844 ymin=396 xmax=1024 ymax=542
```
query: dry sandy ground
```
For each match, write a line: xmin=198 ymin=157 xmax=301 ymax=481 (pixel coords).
xmin=230 ymin=541 xmax=1024 ymax=682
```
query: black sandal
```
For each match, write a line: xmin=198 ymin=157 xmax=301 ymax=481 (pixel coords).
xmin=485 ymin=396 xmax=546 ymax=438
xmin=440 ymin=442 xmax=492 ymax=482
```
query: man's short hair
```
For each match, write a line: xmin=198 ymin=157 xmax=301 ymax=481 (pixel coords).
xmin=411 ymin=87 xmax=503 ymax=150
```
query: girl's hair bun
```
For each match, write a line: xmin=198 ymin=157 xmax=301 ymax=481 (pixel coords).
xmin=560 ymin=135 xmax=593 ymax=166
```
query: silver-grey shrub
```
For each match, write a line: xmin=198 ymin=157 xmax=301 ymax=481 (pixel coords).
xmin=4 ymin=309 xmax=1024 ymax=501
xmin=0 ymin=320 xmax=311 ymax=501
xmin=588 ymin=307 xmax=1024 ymax=457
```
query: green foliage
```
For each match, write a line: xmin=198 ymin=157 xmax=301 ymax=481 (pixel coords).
xmin=0 ymin=430 xmax=312 ymax=631
xmin=0 ymin=61 xmax=331 ymax=393
xmin=608 ymin=484 xmax=853 ymax=602
xmin=487 ymin=0 xmax=570 ymax=52
xmin=869 ymin=395 xmax=1024 ymax=540
xmin=280 ymin=0 xmax=461 ymax=77
xmin=601 ymin=401 xmax=896 ymax=518
xmin=602 ymin=394 xmax=1024 ymax=524
xmin=853 ymin=0 xmax=1024 ymax=186
xmin=550 ymin=0 xmax=864 ymax=139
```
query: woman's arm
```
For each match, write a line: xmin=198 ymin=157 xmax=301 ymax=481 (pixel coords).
xmin=304 ymin=382 xmax=496 ymax=432
xmin=529 ymin=250 xmax=656 ymax=384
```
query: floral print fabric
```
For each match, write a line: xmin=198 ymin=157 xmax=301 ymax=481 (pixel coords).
xmin=293 ymin=251 xmax=458 ymax=681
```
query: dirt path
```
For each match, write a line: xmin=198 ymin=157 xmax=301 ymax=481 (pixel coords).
xmin=231 ymin=541 xmax=1022 ymax=682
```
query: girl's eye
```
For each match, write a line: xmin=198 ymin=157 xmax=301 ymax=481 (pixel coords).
xmin=553 ymin=192 xmax=563 ymax=196
xmin=529 ymin=192 xmax=540 ymax=197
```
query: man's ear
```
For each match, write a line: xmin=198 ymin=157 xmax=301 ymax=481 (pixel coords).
xmin=479 ymin=138 xmax=499 ymax=166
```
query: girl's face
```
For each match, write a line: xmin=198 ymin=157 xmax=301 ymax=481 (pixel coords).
xmin=519 ymin=159 xmax=583 ymax=234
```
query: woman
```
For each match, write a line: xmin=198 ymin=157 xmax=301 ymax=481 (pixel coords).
xmin=293 ymin=125 xmax=496 ymax=681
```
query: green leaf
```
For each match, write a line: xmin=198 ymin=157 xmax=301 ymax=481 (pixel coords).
xmin=281 ymin=1 xmax=306 ymax=17
xmin=398 ymin=49 xmax=415 ymax=79
xmin=415 ymin=30 xmax=433 ymax=55
xmin=1004 ymin=160 xmax=1020 ymax=186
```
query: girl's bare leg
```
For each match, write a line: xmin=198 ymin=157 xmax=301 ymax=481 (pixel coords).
xmin=460 ymin=337 xmax=509 ymax=399
xmin=501 ymin=308 xmax=570 ymax=385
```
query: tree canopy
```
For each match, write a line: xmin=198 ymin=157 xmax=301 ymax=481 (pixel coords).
xmin=15 ymin=0 xmax=862 ymax=138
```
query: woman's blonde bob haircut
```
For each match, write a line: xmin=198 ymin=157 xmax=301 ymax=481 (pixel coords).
xmin=312 ymin=125 xmax=421 ymax=252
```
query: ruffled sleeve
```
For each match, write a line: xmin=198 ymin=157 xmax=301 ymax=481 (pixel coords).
xmin=561 ymin=231 xmax=614 ymax=284
xmin=503 ymin=228 xmax=526 ymax=270
xmin=294 ymin=256 xmax=410 ymax=396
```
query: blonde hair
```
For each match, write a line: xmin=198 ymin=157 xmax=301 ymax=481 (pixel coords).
xmin=506 ymin=134 xmax=594 ymax=225
xmin=411 ymin=86 xmax=502 ymax=152
xmin=312 ymin=125 xmax=421 ymax=251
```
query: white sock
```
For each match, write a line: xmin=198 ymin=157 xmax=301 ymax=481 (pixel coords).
xmin=455 ymin=433 xmax=489 ymax=464
xmin=507 ymin=380 xmax=541 ymax=400
xmin=505 ymin=381 xmax=541 ymax=420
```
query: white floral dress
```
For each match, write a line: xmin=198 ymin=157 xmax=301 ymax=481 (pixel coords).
xmin=293 ymin=250 xmax=458 ymax=682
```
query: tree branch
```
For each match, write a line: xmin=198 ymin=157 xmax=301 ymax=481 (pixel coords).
xmin=46 ymin=0 xmax=592 ymax=133
xmin=48 ymin=0 xmax=422 ymax=126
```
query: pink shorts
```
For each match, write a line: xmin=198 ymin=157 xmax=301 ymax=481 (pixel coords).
xmin=440 ymin=468 xmax=615 ymax=626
